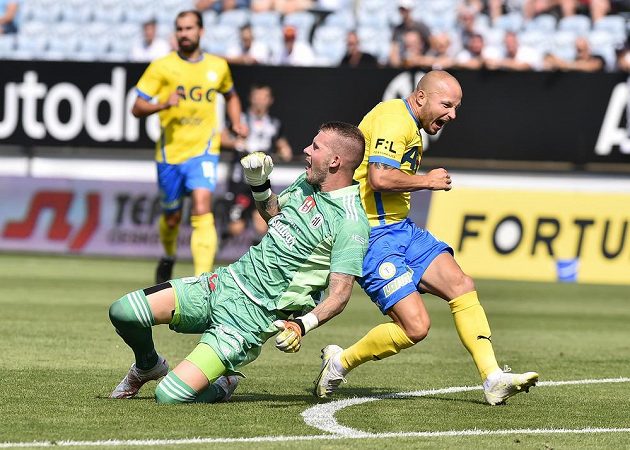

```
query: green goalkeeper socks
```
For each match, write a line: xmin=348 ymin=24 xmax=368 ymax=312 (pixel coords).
xmin=154 ymin=372 xmax=226 ymax=404
xmin=109 ymin=291 xmax=158 ymax=370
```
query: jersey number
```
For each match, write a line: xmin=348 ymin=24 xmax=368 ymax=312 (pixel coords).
xmin=401 ymin=146 xmax=420 ymax=172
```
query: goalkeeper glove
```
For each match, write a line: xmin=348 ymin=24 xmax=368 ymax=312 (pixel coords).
xmin=240 ymin=152 xmax=274 ymax=201
xmin=273 ymin=313 xmax=319 ymax=353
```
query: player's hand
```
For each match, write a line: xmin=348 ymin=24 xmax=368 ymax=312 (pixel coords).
xmin=425 ymin=168 xmax=452 ymax=191
xmin=231 ymin=122 xmax=249 ymax=138
xmin=241 ymin=152 xmax=274 ymax=187
xmin=164 ymin=92 xmax=180 ymax=109
xmin=273 ymin=320 xmax=303 ymax=353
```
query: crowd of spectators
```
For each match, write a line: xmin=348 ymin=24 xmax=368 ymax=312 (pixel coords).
xmin=0 ymin=0 xmax=630 ymax=71
xmin=1 ymin=0 xmax=629 ymax=72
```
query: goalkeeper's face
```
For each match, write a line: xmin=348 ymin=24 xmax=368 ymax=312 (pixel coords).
xmin=304 ymin=131 xmax=334 ymax=187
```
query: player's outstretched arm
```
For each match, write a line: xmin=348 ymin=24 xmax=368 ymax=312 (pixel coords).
xmin=272 ymin=272 xmax=354 ymax=353
xmin=368 ymin=162 xmax=452 ymax=192
xmin=241 ymin=152 xmax=280 ymax=222
xmin=311 ymin=272 xmax=355 ymax=325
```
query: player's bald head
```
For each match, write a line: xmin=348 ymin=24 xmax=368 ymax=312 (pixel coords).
xmin=416 ymin=70 xmax=462 ymax=97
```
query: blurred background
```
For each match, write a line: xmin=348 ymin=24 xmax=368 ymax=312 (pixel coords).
xmin=1 ymin=0 xmax=629 ymax=285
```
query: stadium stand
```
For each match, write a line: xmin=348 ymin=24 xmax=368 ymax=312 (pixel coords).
xmin=1 ymin=0 xmax=628 ymax=71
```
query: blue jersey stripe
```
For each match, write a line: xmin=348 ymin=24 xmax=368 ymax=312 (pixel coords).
xmin=374 ymin=191 xmax=386 ymax=225
xmin=402 ymin=98 xmax=420 ymax=128
xmin=369 ymin=155 xmax=401 ymax=168
xmin=135 ymin=88 xmax=152 ymax=101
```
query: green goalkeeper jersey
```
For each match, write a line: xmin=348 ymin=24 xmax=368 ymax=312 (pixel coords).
xmin=228 ymin=173 xmax=370 ymax=314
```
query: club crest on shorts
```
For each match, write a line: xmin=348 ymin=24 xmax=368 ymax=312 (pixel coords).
xmin=378 ymin=262 xmax=396 ymax=280
xmin=299 ymin=196 xmax=316 ymax=213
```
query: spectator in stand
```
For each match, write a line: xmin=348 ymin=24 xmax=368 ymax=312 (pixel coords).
xmin=271 ymin=25 xmax=316 ymax=66
xmin=544 ymin=36 xmax=606 ymax=71
xmin=250 ymin=0 xmax=312 ymax=13
xmin=391 ymin=0 xmax=432 ymax=60
xmin=424 ymin=32 xmax=456 ymax=70
xmin=339 ymin=30 xmax=379 ymax=68
xmin=195 ymin=0 xmax=250 ymax=13
xmin=390 ymin=29 xmax=432 ymax=68
xmin=225 ymin=24 xmax=272 ymax=65
xmin=484 ymin=30 xmax=542 ymax=70
xmin=523 ymin=0 xmax=564 ymax=18
xmin=221 ymin=83 xmax=292 ymax=201
xmin=130 ymin=18 xmax=172 ymax=63
xmin=0 ymin=0 xmax=19 ymax=34
xmin=274 ymin=0 xmax=313 ymax=14
xmin=524 ymin=0 xmax=611 ymax=21
xmin=454 ymin=32 xmax=486 ymax=69
xmin=455 ymin=5 xmax=480 ymax=50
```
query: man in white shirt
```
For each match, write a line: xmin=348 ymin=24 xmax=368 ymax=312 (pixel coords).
xmin=129 ymin=18 xmax=172 ymax=63
xmin=271 ymin=25 xmax=316 ymax=66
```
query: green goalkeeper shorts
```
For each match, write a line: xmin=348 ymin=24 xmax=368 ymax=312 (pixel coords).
xmin=169 ymin=267 xmax=277 ymax=371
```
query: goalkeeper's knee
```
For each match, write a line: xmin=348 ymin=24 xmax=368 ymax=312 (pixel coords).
xmin=155 ymin=372 xmax=197 ymax=404
xmin=109 ymin=291 xmax=155 ymax=331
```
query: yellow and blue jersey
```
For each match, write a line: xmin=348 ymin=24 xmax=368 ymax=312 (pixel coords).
xmin=135 ymin=51 xmax=234 ymax=164
xmin=355 ymin=98 xmax=423 ymax=226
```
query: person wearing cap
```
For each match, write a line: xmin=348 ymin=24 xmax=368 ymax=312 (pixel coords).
xmin=270 ymin=24 xmax=316 ymax=66
xmin=390 ymin=0 xmax=432 ymax=68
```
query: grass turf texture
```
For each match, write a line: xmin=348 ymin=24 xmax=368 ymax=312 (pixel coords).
xmin=1 ymin=253 xmax=629 ymax=449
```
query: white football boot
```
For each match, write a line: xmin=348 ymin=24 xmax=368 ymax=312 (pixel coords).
xmin=110 ymin=356 xmax=169 ymax=399
xmin=313 ymin=345 xmax=347 ymax=398
xmin=483 ymin=366 xmax=539 ymax=405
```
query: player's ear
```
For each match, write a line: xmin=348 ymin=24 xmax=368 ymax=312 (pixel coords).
xmin=329 ymin=155 xmax=341 ymax=168
xmin=415 ymin=89 xmax=426 ymax=107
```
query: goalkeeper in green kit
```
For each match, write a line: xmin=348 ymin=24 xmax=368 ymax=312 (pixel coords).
xmin=108 ymin=122 xmax=370 ymax=403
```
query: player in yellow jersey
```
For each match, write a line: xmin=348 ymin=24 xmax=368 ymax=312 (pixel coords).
xmin=314 ymin=70 xmax=539 ymax=405
xmin=131 ymin=10 xmax=247 ymax=283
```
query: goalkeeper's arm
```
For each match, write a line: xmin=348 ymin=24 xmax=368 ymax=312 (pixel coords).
xmin=240 ymin=152 xmax=281 ymax=222
xmin=273 ymin=272 xmax=355 ymax=353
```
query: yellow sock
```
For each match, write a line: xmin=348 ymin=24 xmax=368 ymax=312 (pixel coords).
xmin=159 ymin=215 xmax=179 ymax=257
xmin=340 ymin=322 xmax=415 ymax=371
xmin=448 ymin=291 xmax=501 ymax=381
xmin=190 ymin=213 xmax=217 ymax=276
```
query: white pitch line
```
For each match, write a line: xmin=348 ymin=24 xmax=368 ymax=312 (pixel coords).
xmin=1 ymin=377 xmax=629 ymax=449
xmin=302 ymin=376 xmax=630 ymax=436
xmin=2 ymin=428 xmax=630 ymax=448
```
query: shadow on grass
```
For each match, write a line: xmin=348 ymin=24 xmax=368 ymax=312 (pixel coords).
xmin=96 ymin=387 xmax=486 ymax=406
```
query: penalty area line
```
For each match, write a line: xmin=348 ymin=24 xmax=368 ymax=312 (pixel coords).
xmin=2 ymin=428 xmax=630 ymax=448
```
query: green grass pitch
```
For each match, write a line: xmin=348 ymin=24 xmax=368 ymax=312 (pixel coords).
xmin=1 ymin=253 xmax=629 ymax=449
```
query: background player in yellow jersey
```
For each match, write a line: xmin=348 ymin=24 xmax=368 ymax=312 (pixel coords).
xmin=131 ymin=10 xmax=247 ymax=283
xmin=314 ymin=70 xmax=539 ymax=405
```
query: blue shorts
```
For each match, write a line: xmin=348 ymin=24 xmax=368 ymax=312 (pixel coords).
xmin=358 ymin=218 xmax=453 ymax=314
xmin=157 ymin=153 xmax=219 ymax=213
